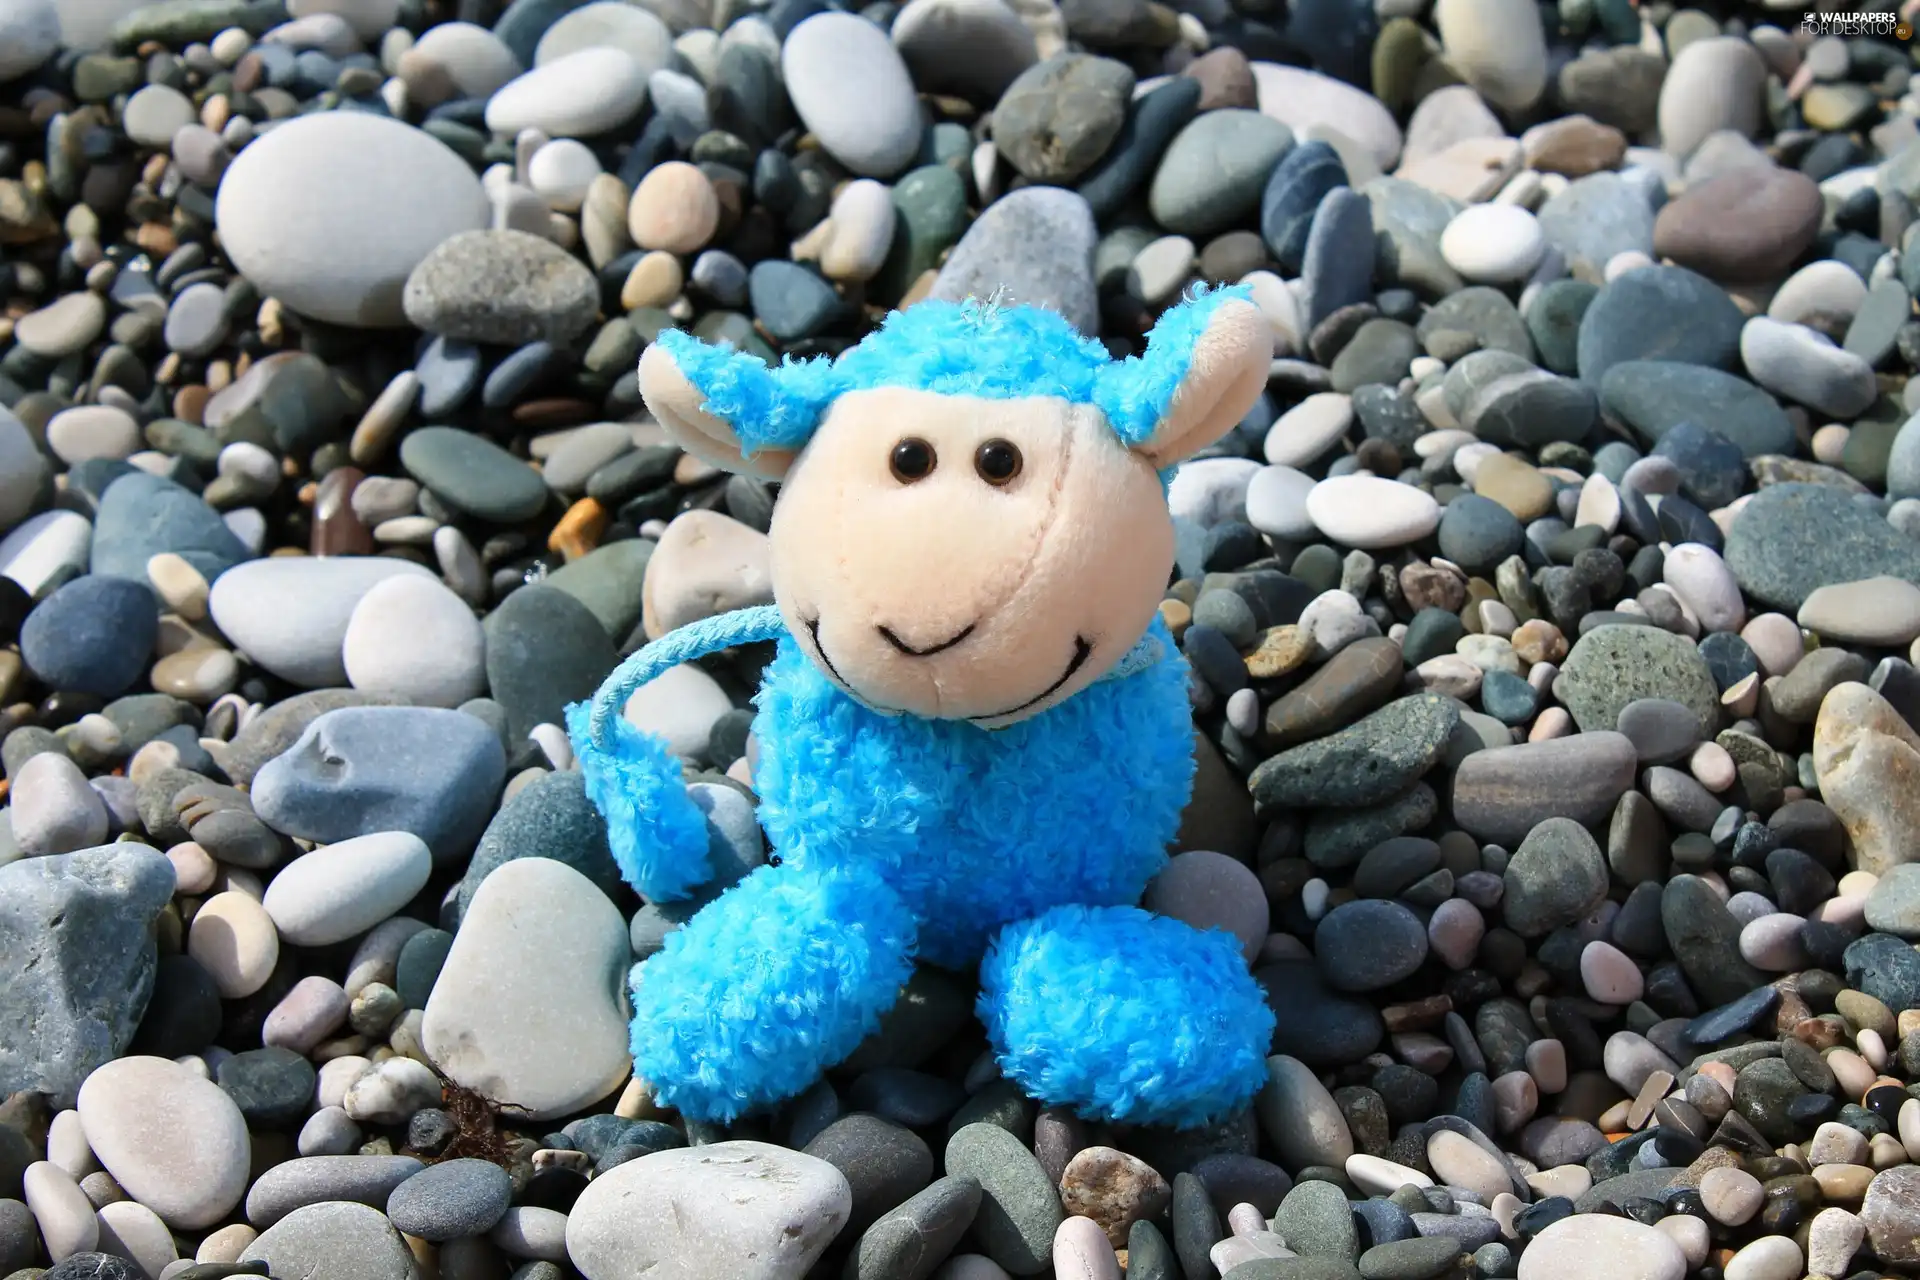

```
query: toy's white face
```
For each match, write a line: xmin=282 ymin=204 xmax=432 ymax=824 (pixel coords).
xmin=768 ymin=387 xmax=1173 ymax=726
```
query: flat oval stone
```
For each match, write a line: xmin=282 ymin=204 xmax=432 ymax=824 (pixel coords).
xmin=782 ymin=12 xmax=923 ymax=177
xmin=400 ymin=426 xmax=550 ymax=524
xmin=341 ymin=573 xmax=487 ymax=708
xmin=1725 ymin=483 xmax=1920 ymax=610
xmin=1514 ymin=1209 xmax=1685 ymax=1280
xmin=1449 ymin=732 xmax=1639 ymax=844
xmin=943 ymin=1123 xmax=1065 ymax=1274
xmin=1149 ymin=108 xmax=1294 ymax=238
xmin=1739 ymin=316 xmax=1877 ymax=420
xmin=1305 ymin=475 xmax=1441 ymax=549
xmin=1656 ymin=36 xmax=1766 ymax=161
xmin=1249 ymin=61 xmax=1401 ymax=169
xmin=1652 ymin=169 xmax=1821 ymax=282
xmin=262 ymin=832 xmax=434 ymax=947
xmin=386 ymin=1158 xmax=514 ymax=1241
xmin=1799 ymin=576 xmax=1920 ymax=647
xmin=483 ymin=46 xmax=649 ymax=137
xmin=76 ymin=1055 xmax=250 ymax=1230
xmin=1597 ymin=360 xmax=1795 ymax=459
xmin=214 ymin=112 xmax=489 ymax=328
xmin=565 ymin=1142 xmax=853 ymax=1278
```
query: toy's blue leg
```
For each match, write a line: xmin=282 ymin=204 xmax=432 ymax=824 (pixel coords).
xmin=978 ymin=905 xmax=1274 ymax=1129
xmin=630 ymin=859 xmax=918 ymax=1125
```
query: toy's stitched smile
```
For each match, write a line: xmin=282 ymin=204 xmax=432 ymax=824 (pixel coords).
xmin=878 ymin=623 xmax=974 ymax=656
xmin=804 ymin=616 xmax=1092 ymax=722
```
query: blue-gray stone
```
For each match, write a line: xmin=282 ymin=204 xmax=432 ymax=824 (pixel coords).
xmin=1257 ymin=959 xmax=1383 ymax=1067
xmin=1535 ymin=172 xmax=1656 ymax=280
xmin=492 ymin=0 xmax=582 ymax=65
xmin=1273 ymin=1178 xmax=1360 ymax=1262
xmin=0 ymin=843 xmax=175 ymax=1102
xmin=65 ymin=459 xmax=140 ymax=513
xmin=1724 ymin=482 xmax=1920 ymax=610
xmin=1303 ymin=187 xmax=1375 ymax=328
xmin=1651 ymin=420 xmax=1746 ymax=511
xmin=218 ymin=1047 xmax=316 ymax=1128
xmin=482 ymin=584 xmax=619 ymax=741
xmin=1593 ymin=441 xmax=1642 ymax=484
xmin=1697 ymin=631 xmax=1758 ymax=692
xmin=1577 ymin=267 xmax=1746 ymax=385
xmin=1682 ymin=985 xmax=1779 ymax=1047
xmin=1077 ymin=76 xmax=1202 ymax=222
xmin=1480 ymin=670 xmax=1538 ymax=726
xmin=1845 ymin=932 xmax=1920 ymax=1012
xmin=1437 ymin=494 xmax=1523 ymax=576
xmin=453 ymin=770 xmax=619 ymax=926
xmin=395 ymin=928 xmax=453 ymax=1008
xmin=1286 ymin=0 xmax=1377 ymax=86
xmin=1410 ymin=1213 xmax=1501 ymax=1249
xmin=748 ymin=260 xmax=844 ymax=344
xmin=1526 ymin=279 xmax=1598 ymax=375
xmin=1149 ymin=108 xmax=1294 ymax=238
xmin=1259 ymin=142 xmax=1351 ymax=272
xmin=90 ymin=472 xmax=252 ymax=593
xmin=1888 ymin=411 xmax=1920 ymax=500
xmin=1598 ymin=361 xmax=1796 ymax=459
xmin=1354 ymin=1197 xmax=1419 ymax=1248
xmin=691 ymin=250 xmax=750 ymax=307
xmin=249 ymin=706 xmax=508 ymax=863
xmin=1314 ymin=899 xmax=1428 ymax=992
xmin=386 ymin=1158 xmax=513 ymax=1242
xmin=929 ymin=187 xmax=1099 ymax=335
xmin=415 ymin=335 xmax=482 ymax=418
xmin=20 ymin=575 xmax=157 ymax=697
xmin=481 ymin=342 xmax=557 ymax=409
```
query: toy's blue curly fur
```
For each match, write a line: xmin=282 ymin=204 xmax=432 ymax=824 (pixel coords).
xmin=660 ymin=282 xmax=1254 ymax=461
xmin=568 ymin=288 xmax=1275 ymax=1130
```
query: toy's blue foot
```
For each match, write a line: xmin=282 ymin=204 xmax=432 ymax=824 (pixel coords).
xmin=630 ymin=860 xmax=918 ymax=1125
xmin=978 ymin=904 xmax=1274 ymax=1129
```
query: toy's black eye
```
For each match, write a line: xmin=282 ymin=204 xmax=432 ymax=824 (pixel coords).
xmin=975 ymin=439 xmax=1022 ymax=485
xmin=890 ymin=437 xmax=935 ymax=483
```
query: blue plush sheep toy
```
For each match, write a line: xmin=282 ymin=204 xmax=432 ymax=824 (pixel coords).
xmin=565 ymin=284 xmax=1278 ymax=1130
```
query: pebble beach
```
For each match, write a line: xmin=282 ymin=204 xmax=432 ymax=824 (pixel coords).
xmin=10 ymin=0 xmax=1920 ymax=1277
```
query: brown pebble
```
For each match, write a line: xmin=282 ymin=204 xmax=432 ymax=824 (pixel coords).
xmin=1245 ymin=625 xmax=1312 ymax=678
xmin=627 ymin=161 xmax=719 ymax=255
xmin=1182 ymin=45 xmax=1257 ymax=110
xmin=134 ymin=221 xmax=175 ymax=255
xmin=1058 ymin=1146 xmax=1171 ymax=1248
xmin=1158 ymin=597 xmax=1191 ymax=639
xmin=312 ymin=465 xmax=374 ymax=557
xmin=1381 ymin=994 xmax=1453 ymax=1033
xmin=172 ymin=384 xmax=209 ymax=424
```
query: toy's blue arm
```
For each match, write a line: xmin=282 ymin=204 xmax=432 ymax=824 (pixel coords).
xmin=583 ymin=604 xmax=788 ymax=750
xmin=566 ymin=604 xmax=788 ymax=902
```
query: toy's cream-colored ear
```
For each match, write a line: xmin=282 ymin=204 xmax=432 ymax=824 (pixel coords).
xmin=638 ymin=341 xmax=796 ymax=482
xmin=1132 ymin=297 xmax=1273 ymax=470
